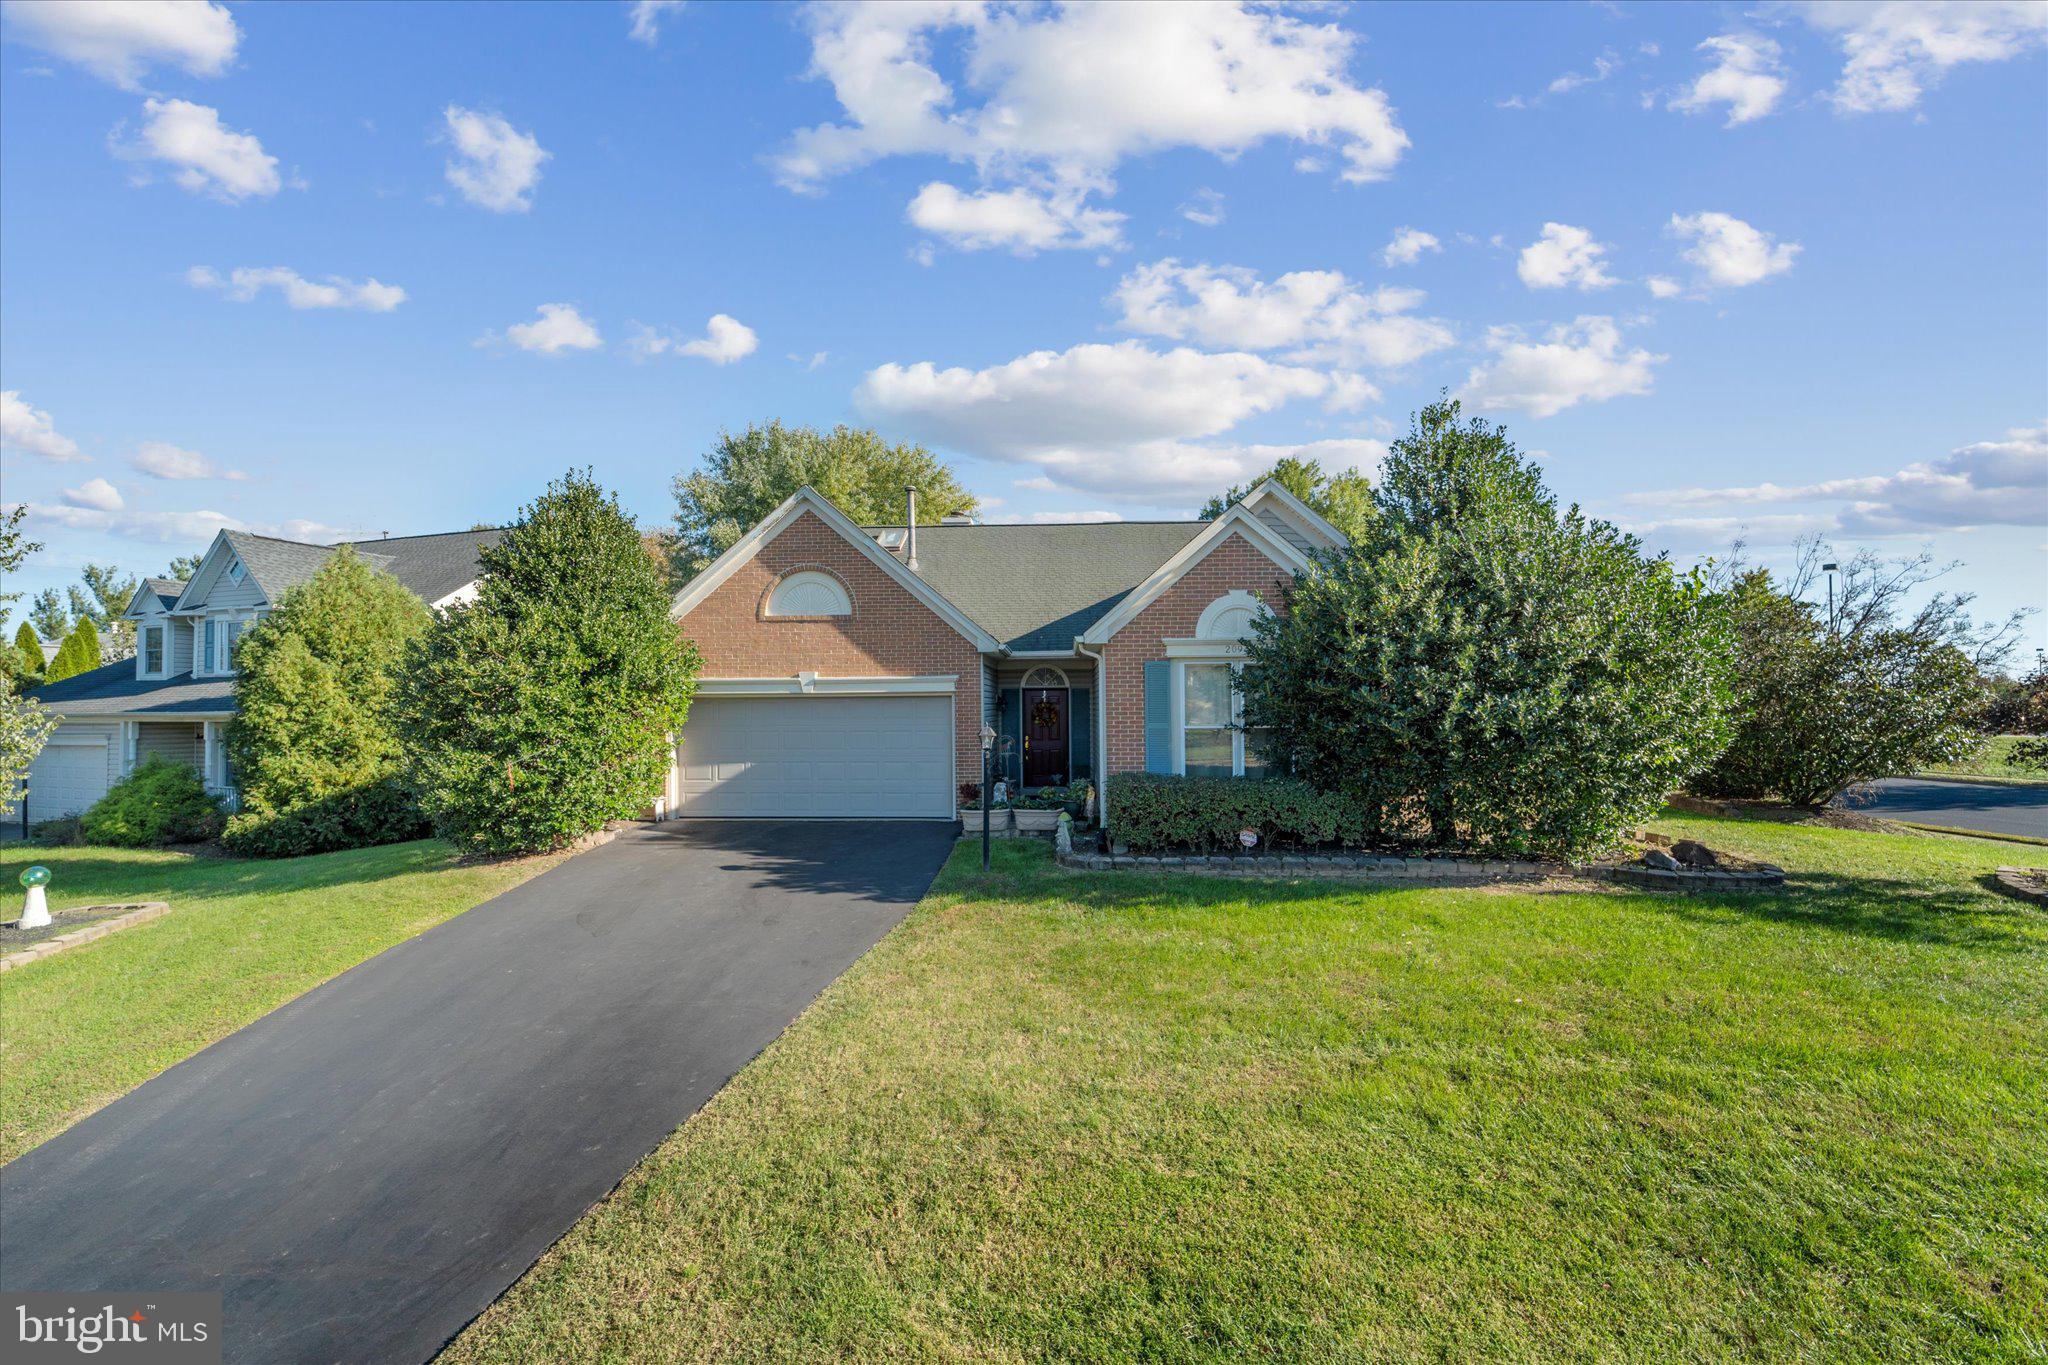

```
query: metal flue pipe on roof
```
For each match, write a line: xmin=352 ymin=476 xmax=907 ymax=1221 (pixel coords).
xmin=905 ymin=486 xmax=919 ymax=571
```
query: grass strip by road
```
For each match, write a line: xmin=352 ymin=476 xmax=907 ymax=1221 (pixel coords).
xmin=0 ymin=840 xmax=558 ymax=1164
xmin=1917 ymin=734 xmax=2048 ymax=786
xmin=448 ymin=813 xmax=2048 ymax=1362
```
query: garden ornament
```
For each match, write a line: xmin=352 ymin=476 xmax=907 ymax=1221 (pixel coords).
xmin=18 ymin=865 xmax=52 ymax=930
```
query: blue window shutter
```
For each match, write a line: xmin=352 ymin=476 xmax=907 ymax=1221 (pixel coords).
xmin=1000 ymin=687 xmax=1023 ymax=787
xmin=1143 ymin=661 xmax=1173 ymax=773
xmin=203 ymin=619 xmax=216 ymax=671
xmin=1069 ymin=687 xmax=1092 ymax=780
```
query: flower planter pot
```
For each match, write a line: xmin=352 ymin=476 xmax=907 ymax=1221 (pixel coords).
xmin=1012 ymin=808 xmax=1062 ymax=833
xmin=961 ymin=806 xmax=1012 ymax=834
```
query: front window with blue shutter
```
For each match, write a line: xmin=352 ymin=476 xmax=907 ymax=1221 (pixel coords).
xmin=1143 ymin=661 xmax=1173 ymax=773
xmin=203 ymin=619 xmax=217 ymax=674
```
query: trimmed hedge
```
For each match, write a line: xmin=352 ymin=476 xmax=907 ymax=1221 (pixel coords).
xmin=220 ymin=777 xmax=430 ymax=858
xmin=1106 ymin=773 xmax=1371 ymax=855
xmin=79 ymin=756 xmax=226 ymax=847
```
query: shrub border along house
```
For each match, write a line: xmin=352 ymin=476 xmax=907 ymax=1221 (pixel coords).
xmin=1096 ymin=774 xmax=1785 ymax=891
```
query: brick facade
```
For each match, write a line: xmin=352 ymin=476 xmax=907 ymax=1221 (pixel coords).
xmin=1102 ymin=532 xmax=1295 ymax=775
xmin=675 ymin=510 xmax=984 ymax=784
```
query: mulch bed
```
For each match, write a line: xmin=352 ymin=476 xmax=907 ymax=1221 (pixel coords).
xmin=1 ymin=904 xmax=154 ymax=950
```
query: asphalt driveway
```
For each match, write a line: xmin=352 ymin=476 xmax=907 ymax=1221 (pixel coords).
xmin=0 ymin=819 xmax=956 ymax=1363
xmin=1838 ymin=777 xmax=2048 ymax=839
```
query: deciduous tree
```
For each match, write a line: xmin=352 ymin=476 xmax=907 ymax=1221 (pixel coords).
xmin=671 ymin=422 xmax=976 ymax=582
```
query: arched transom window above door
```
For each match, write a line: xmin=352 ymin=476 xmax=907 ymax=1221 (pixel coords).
xmin=764 ymin=570 xmax=852 ymax=617
xmin=1022 ymin=665 xmax=1069 ymax=689
xmin=1195 ymin=590 xmax=1268 ymax=642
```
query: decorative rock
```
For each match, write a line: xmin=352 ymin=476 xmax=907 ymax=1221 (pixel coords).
xmin=1671 ymin=839 xmax=1720 ymax=869
xmin=1642 ymin=849 xmax=1681 ymax=871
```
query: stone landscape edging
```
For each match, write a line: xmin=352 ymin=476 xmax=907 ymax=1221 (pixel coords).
xmin=0 ymin=902 xmax=172 ymax=972
xmin=1992 ymin=867 xmax=2048 ymax=906
xmin=1054 ymin=850 xmax=1784 ymax=892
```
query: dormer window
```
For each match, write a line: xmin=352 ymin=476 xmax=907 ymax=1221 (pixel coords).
xmin=140 ymin=625 xmax=165 ymax=676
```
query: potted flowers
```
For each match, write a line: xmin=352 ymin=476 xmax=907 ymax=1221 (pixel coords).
xmin=958 ymin=782 xmax=1012 ymax=835
xmin=1012 ymin=787 xmax=1066 ymax=833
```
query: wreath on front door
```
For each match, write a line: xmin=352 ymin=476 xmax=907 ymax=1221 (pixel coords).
xmin=1030 ymin=696 xmax=1060 ymax=729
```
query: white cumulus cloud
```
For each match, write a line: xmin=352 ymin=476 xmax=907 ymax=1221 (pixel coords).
xmin=1380 ymin=227 xmax=1441 ymax=268
xmin=1669 ymin=211 xmax=1800 ymax=288
xmin=906 ymin=182 xmax=1125 ymax=254
xmin=1799 ymin=0 xmax=2048 ymax=115
xmin=1626 ymin=422 xmax=2048 ymax=536
xmin=627 ymin=0 xmax=685 ymax=46
xmin=1517 ymin=222 xmax=1617 ymax=291
xmin=773 ymin=2 xmax=1408 ymax=245
xmin=131 ymin=441 xmax=244 ymax=481
xmin=492 ymin=303 xmax=603 ymax=355
xmin=1112 ymin=259 xmax=1454 ymax=369
xmin=1 ymin=391 xmax=87 ymax=462
xmin=856 ymin=340 xmax=1380 ymax=500
xmin=62 ymin=477 xmax=124 ymax=512
xmin=627 ymin=314 xmax=759 ymax=364
xmin=186 ymin=265 xmax=406 ymax=312
xmin=1 ymin=0 xmax=238 ymax=90
xmin=1459 ymin=316 xmax=1665 ymax=418
xmin=442 ymin=105 xmax=548 ymax=212
xmin=1669 ymin=33 xmax=1788 ymax=126
xmin=114 ymin=98 xmax=280 ymax=201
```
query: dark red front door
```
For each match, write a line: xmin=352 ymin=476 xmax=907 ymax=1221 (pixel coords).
xmin=1022 ymin=687 xmax=1069 ymax=787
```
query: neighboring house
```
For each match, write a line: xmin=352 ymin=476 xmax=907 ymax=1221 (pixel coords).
xmin=21 ymin=528 xmax=503 ymax=822
xmin=666 ymin=480 xmax=1344 ymax=822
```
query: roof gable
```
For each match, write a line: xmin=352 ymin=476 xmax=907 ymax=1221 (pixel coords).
xmin=1078 ymin=494 xmax=1318 ymax=646
xmin=124 ymin=578 xmax=187 ymax=618
xmin=672 ymin=487 xmax=1002 ymax=652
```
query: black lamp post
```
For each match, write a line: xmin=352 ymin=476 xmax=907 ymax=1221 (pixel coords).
xmin=980 ymin=723 xmax=995 ymax=871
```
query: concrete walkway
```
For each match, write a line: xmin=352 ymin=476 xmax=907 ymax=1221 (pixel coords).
xmin=0 ymin=820 xmax=957 ymax=1363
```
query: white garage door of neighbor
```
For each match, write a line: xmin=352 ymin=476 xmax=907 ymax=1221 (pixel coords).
xmin=29 ymin=740 xmax=111 ymax=819
xmin=674 ymin=695 xmax=953 ymax=819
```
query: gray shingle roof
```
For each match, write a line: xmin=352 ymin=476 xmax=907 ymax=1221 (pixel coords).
xmin=862 ymin=521 xmax=1209 ymax=652
xmin=30 ymin=662 xmax=236 ymax=717
xmin=211 ymin=528 xmax=507 ymax=606
xmin=343 ymin=528 xmax=509 ymax=603
xmin=219 ymin=531 xmax=392 ymax=603
xmin=142 ymin=578 xmax=186 ymax=611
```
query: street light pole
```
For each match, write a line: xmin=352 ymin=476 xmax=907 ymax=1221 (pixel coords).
xmin=1822 ymin=560 xmax=1839 ymax=633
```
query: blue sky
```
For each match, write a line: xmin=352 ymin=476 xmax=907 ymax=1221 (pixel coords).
xmin=3 ymin=0 xmax=2044 ymax=654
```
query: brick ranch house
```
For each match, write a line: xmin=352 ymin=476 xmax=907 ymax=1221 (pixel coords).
xmin=664 ymin=479 xmax=1346 ymax=824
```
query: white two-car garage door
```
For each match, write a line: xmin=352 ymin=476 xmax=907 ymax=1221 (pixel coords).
xmin=673 ymin=695 xmax=953 ymax=819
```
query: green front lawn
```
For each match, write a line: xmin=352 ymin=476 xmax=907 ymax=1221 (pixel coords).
xmin=449 ymin=816 xmax=2047 ymax=1362
xmin=1919 ymin=733 xmax=2048 ymax=785
xmin=0 ymin=840 xmax=557 ymax=1163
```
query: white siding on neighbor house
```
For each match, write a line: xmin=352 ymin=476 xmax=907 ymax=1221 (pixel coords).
xmin=201 ymin=572 xmax=268 ymax=611
xmin=25 ymin=721 xmax=121 ymax=820
xmin=174 ymin=618 xmax=196 ymax=674
xmin=135 ymin=722 xmax=205 ymax=770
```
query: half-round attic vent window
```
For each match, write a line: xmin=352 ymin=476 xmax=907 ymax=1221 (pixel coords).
xmin=1196 ymin=590 xmax=1267 ymax=641
xmin=766 ymin=570 xmax=852 ymax=617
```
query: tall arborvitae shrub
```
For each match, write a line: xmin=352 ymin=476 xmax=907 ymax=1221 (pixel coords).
xmin=395 ymin=471 xmax=700 ymax=855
